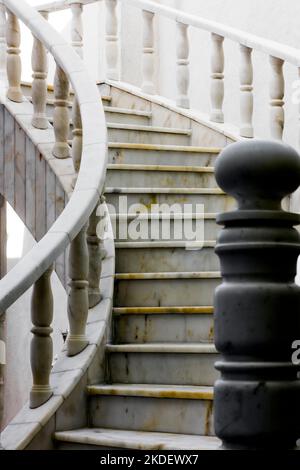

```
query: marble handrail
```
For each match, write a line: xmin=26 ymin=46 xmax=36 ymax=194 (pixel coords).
xmin=0 ymin=0 xmax=107 ymax=408
xmin=34 ymin=0 xmax=300 ymax=140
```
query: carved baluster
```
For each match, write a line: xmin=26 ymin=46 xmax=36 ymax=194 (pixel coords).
xmin=214 ymin=140 xmax=300 ymax=449
xmin=210 ymin=33 xmax=224 ymax=123
xmin=70 ymin=2 xmax=83 ymax=181
xmin=6 ymin=10 xmax=22 ymax=102
xmin=141 ymin=10 xmax=155 ymax=94
xmin=176 ymin=22 xmax=189 ymax=109
xmin=30 ymin=266 xmax=53 ymax=408
xmin=270 ymin=56 xmax=285 ymax=140
xmin=105 ymin=0 xmax=119 ymax=80
xmin=67 ymin=225 xmax=89 ymax=356
xmin=0 ymin=3 xmax=6 ymax=82
xmin=87 ymin=196 xmax=106 ymax=308
xmin=31 ymin=11 xmax=48 ymax=130
xmin=53 ymin=64 xmax=70 ymax=159
xmin=239 ymin=44 xmax=253 ymax=138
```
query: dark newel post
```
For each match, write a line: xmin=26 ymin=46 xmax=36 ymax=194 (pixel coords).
xmin=214 ymin=139 xmax=300 ymax=449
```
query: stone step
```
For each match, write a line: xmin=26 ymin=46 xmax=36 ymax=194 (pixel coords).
xmin=108 ymin=143 xmax=221 ymax=167
xmin=87 ymin=384 xmax=214 ymax=435
xmin=107 ymin=123 xmax=191 ymax=145
xmin=112 ymin=306 xmax=214 ymax=343
xmin=21 ymin=81 xmax=112 ymax=106
xmin=106 ymin=343 xmax=218 ymax=386
xmin=106 ymin=164 xmax=217 ymax=188
xmin=66 ymin=123 xmax=191 ymax=145
xmin=105 ymin=187 xmax=235 ymax=213
xmin=54 ymin=428 xmax=220 ymax=450
xmin=114 ymin=271 xmax=221 ymax=307
xmin=111 ymin=213 xmax=220 ymax=243
xmin=45 ymin=101 xmax=151 ymax=124
xmin=115 ymin=243 xmax=219 ymax=273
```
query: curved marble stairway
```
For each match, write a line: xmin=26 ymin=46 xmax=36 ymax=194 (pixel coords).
xmin=33 ymin=84 xmax=235 ymax=450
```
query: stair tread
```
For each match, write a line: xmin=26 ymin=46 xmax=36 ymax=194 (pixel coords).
xmin=107 ymin=163 xmax=214 ymax=172
xmin=109 ymin=142 xmax=221 ymax=153
xmin=87 ymin=383 xmax=214 ymax=400
xmin=105 ymin=187 xmax=224 ymax=194
xmin=107 ymin=123 xmax=192 ymax=134
xmin=115 ymin=241 xmax=216 ymax=248
xmin=106 ymin=343 xmax=217 ymax=354
xmin=115 ymin=271 xmax=221 ymax=280
xmin=113 ymin=306 xmax=214 ymax=314
xmin=54 ymin=427 xmax=220 ymax=450
xmin=112 ymin=212 xmax=217 ymax=219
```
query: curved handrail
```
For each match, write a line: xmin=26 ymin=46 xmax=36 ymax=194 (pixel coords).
xmin=0 ymin=0 xmax=107 ymax=313
xmin=36 ymin=0 xmax=300 ymax=67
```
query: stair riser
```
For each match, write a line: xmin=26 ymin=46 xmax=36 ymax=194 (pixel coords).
xmin=108 ymin=352 xmax=218 ymax=385
xmin=108 ymin=129 xmax=190 ymax=145
xmin=109 ymin=148 xmax=219 ymax=167
xmin=114 ymin=278 xmax=220 ymax=307
xmin=89 ymin=396 xmax=214 ymax=436
xmin=115 ymin=247 xmax=219 ymax=273
xmin=114 ymin=313 xmax=214 ymax=343
xmin=107 ymin=169 xmax=216 ymax=189
xmin=105 ymin=193 xmax=235 ymax=213
xmin=112 ymin=219 xmax=220 ymax=243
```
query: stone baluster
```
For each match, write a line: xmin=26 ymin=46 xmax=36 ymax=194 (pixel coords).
xmin=176 ymin=22 xmax=190 ymax=109
xmin=52 ymin=64 xmax=70 ymax=159
xmin=239 ymin=44 xmax=253 ymax=138
xmin=31 ymin=11 xmax=48 ymax=130
xmin=6 ymin=10 xmax=22 ymax=102
xmin=214 ymin=139 xmax=300 ymax=449
xmin=87 ymin=196 xmax=106 ymax=308
xmin=270 ymin=56 xmax=285 ymax=140
xmin=210 ymin=33 xmax=224 ymax=123
xmin=70 ymin=2 xmax=83 ymax=181
xmin=67 ymin=224 xmax=89 ymax=356
xmin=0 ymin=3 xmax=6 ymax=82
xmin=105 ymin=0 xmax=119 ymax=80
xmin=30 ymin=266 xmax=53 ymax=408
xmin=141 ymin=10 xmax=155 ymax=95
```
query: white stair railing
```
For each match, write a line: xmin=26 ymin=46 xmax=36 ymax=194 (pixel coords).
xmin=0 ymin=0 xmax=107 ymax=409
xmin=37 ymin=0 xmax=300 ymax=143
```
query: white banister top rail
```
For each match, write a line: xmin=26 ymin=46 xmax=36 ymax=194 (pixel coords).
xmin=36 ymin=0 xmax=98 ymax=13
xmin=0 ymin=0 xmax=107 ymax=313
xmin=36 ymin=0 xmax=300 ymax=67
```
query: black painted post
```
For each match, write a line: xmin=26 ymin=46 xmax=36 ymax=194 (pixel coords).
xmin=214 ymin=139 xmax=300 ymax=449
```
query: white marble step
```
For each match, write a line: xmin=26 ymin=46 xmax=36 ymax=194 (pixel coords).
xmin=106 ymin=164 xmax=217 ymax=188
xmin=111 ymin=212 xmax=220 ymax=242
xmin=87 ymin=383 xmax=213 ymax=399
xmin=114 ymin=271 xmax=221 ymax=307
xmin=105 ymin=187 xmax=235 ymax=212
xmin=54 ymin=428 xmax=220 ymax=450
xmin=106 ymin=343 xmax=217 ymax=354
xmin=21 ymin=81 xmax=112 ymax=105
xmin=45 ymin=102 xmax=151 ymax=124
xmin=87 ymin=384 xmax=214 ymax=435
xmin=113 ymin=306 xmax=214 ymax=343
xmin=108 ymin=143 xmax=221 ymax=166
xmin=106 ymin=343 xmax=218 ymax=386
xmin=107 ymin=123 xmax=191 ymax=145
xmin=115 ymin=243 xmax=219 ymax=273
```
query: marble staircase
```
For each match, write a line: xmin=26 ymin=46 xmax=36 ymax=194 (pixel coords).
xmin=41 ymin=83 xmax=235 ymax=450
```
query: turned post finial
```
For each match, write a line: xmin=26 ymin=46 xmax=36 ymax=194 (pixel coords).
xmin=214 ymin=139 xmax=300 ymax=449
